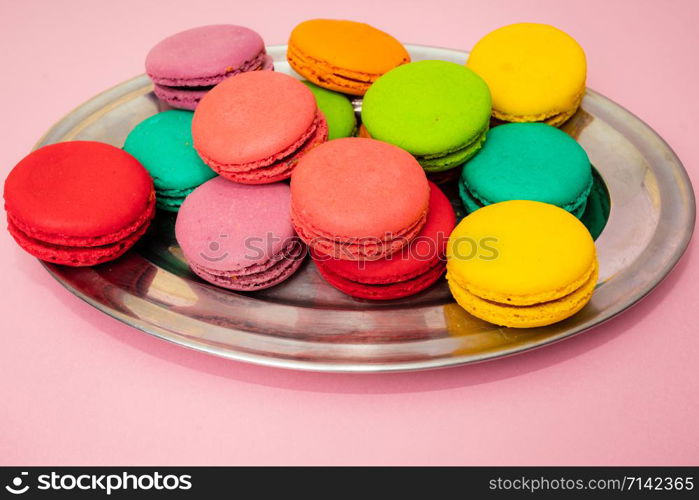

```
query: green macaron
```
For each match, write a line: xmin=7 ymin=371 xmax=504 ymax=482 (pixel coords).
xmin=124 ymin=110 xmax=216 ymax=211
xmin=459 ymin=123 xmax=593 ymax=218
xmin=301 ymin=81 xmax=357 ymax=139
xmin=361 ymin=60 xmax=492 ymax=172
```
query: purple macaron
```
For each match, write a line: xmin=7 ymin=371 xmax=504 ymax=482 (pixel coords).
xmin=146 ymin=25 xmax=274 ymax=110
xmin=175 ymin=177 xmax=305 ymax=291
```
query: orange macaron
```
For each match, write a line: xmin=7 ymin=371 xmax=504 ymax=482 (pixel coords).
xmin=287 ymin=19 xmax=410 ymax=96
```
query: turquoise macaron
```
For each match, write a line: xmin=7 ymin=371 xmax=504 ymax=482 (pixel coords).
xmin=301 ymin=81 xmax=356 ymax=140
xmin=361 ymin=60 xmax=492 ymax=172
xmin=459 ymin=123 xmax=593 ymax=218
xmin=124 ymin=110 xmax=216 ymax=211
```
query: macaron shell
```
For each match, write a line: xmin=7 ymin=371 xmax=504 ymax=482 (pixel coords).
xmin=175 ymin=178 xmax=298 ymax=273
xmin=362 ymin=61 xmax=491 ymax=157
xmin=446 ymin=200 xmax=597 ymax=305
xmin=4 ymin=141 xmax=154 ymax=241
xmin=448 ymin=260 xmax=598 ymax=328
xmin=466 ymin=23 xmax=586 ymax=122
xmin=146 ymin=25 xmax=268 ymax=85
xmin=288 ymin=19 xmax=409 ymax=95
xmin=291 ymin=138 xmax=429 ymax=240
xmin=192 ymin=71 xmax=317 ymax=165
xmin=460 ymin=123 xmax=593 ymax=214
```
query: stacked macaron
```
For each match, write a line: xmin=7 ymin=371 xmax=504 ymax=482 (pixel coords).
xmin=313 ymin=181 xmax=456 ymax=299
xmin=291 ymin=138 xmax=454 ymax=299
xmin=4 ymin=19 xmax=605 ymax=329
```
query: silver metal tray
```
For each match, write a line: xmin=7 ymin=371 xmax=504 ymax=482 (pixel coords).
xmin=35 ymin=45 xmax=695 ymax=372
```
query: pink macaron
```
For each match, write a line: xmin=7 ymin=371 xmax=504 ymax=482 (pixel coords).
xmin=192 ymin=71 xmax=328 ymax=184
xmin=146 ymin=25 xmax=273 ymax=110
xmin=175 ymin=177 xmax=305 ymax=291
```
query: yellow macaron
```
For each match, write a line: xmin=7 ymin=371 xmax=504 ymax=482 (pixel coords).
xmin=466 ymin=23 xmax=587 ymax=126
xmin=446 ymin=200 xmax=598 ymax=328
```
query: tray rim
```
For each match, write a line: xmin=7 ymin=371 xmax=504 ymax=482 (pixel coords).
xmin=34 ymin=44 xmax=696 ymax=373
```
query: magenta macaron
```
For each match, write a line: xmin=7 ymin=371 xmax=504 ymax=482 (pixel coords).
xmin=146 ymin=24 xmax=273 ymax=110
xmin=175 ymin=177 xmax=305 ymax=291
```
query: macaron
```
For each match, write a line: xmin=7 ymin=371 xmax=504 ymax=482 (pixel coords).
xmin=361 ymin=60 xmax=492 ymax=172
xmin=123 ymin=110 xmax=216 ymax=211
xmin=291 ymin=138 xmax=430 ymax=260
xmin=459 ymin=123 xmax=593 ymax=217
xmin=467 ymin=23 xmax=587 ymax=126
xmin=287 ymin=19 xmax=410 ymax=96
xmin=175 ymin=177 xmax=305 ymax=291
xmin=314 ymin=182 xmax=455 ymax=300
xmin=192 ymin=71 xmax=328 ymax=184
xmin=146 ymin=25 xmax=273 ymax=110
xmin=301 ymin=81 xmax=357 ymax=139
xmin=4 ymin=141 xmax=155 ymax=266
xmin=446 ymin=200 xmax=598 ymax=328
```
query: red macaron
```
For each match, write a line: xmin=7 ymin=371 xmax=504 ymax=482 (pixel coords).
xmin=4 ymin=141 xmax=156 ymax=266
xmin=313 ymin=182 xmax=456 ymax=299
xmin=192 ymin=71 xmax=328 ymax=184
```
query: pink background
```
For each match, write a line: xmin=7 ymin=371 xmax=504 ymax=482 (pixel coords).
xmin=1 ymin=0 xmax=698 ymax=465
